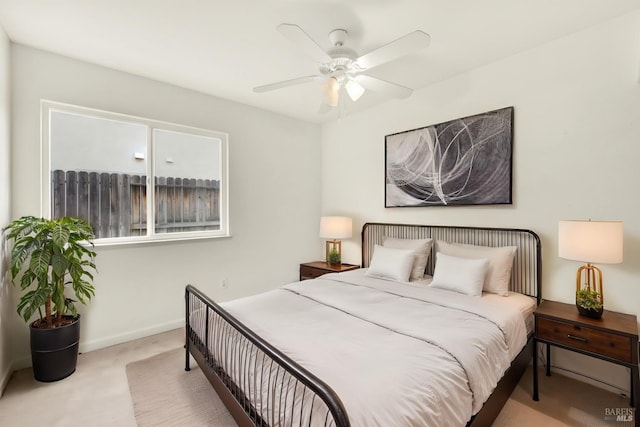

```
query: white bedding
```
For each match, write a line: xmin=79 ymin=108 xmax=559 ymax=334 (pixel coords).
xmin=400 ymin=271 xmax=536 ymax=334
xmin=215 ymin=269 xmax=528 ymax=427
xmin=481 ymin=290 xmax=537 ymax=334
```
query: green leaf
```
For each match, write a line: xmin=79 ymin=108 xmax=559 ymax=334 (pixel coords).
xmin=73 ymin=280 xmax=95 ymax=304
xmin=17 ymin=287 xmax=49 ymax=322
xmin=29 ymin=249 xmax=51 ymax=278
xmin=64 ymin=298 xmax=78 ymax=317
xmin=19 ymin=270 xmax=36 ymax=290
xmin=10 ymin=245 xmax=29 ymax=278
xmin=51 ymin=253 xmax=69 ymax=277
xmin=51 ymin=223 xmax=70 ymax=248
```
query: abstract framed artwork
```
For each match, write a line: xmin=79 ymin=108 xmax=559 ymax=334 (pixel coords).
xmin=385 ymin=106 xmax=513 ymax=207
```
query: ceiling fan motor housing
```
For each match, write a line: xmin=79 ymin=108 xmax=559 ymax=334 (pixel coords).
xmin=328 ymin=29 xmax=348 ymax=47
xmin=320 ymin=58 xmax=355 ymax=81
xmin=325 ymin=29 xmax=363 ymax=74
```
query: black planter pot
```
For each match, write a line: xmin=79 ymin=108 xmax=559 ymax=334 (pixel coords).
xmin=576 ymin=303 xmax=603 ymax=319
xmin=30 ymin=315 xmax=80 ymax=382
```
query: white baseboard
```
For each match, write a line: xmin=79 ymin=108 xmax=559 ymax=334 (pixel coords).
xmin=550 ymin=366 xmax=629 ymax=397
xmin=8 ymin=318 xmax=185 ymax=373
xmin=0 ymin=363 xmax=12 ymax=397
xmin=79 ymin=318 xmax=184 ymax=354
xmin=9 ymin=355 xmax=31 ymax=371
xmin=535 ymin=343 xmax=630 ymax=397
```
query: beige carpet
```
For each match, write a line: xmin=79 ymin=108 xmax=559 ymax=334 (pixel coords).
xmin=126 ymin=348 xmax=237 ymax=427
xmin=127 ymin=347 xmax=635 ymax=426
xmin=494 ymin=366 xmax=635 ymax=427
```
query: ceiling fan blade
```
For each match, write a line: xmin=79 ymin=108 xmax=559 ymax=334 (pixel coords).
xmin=253 ymin=75 xmax=320 ymax=93
xmin=355 ymin=30 xmax=431 ymax=70
xmin=277 ymin=23 xmax=332 ymax=63
xmin=356 ymin=75 xmax=413 ymax=99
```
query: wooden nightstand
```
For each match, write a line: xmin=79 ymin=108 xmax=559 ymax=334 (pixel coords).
xmin=299 ymin=261 xmax=359 ymax=281
xmin=533 ymin=300 xmax=639 ymax=411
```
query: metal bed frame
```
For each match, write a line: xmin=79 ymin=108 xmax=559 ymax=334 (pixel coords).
xmin=185 ymin=222 xmax=542 ymax=427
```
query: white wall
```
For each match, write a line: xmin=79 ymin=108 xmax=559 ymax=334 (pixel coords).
xmin=322 ymin=11 xmax=640 ymax=394
xmin=0 ymin=23 xmax=11 ymax=395
xmin=10 ymin=44 xmax=322 ymax=368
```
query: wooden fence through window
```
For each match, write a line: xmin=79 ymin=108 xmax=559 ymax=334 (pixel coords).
xmin=51 ymin=170 xmax=220 ymax=239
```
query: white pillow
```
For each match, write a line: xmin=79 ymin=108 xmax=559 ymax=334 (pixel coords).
xmin=383 ymin=237 xmax=433 ymax=281
xmin=436 ymin=241 xmax=517 ymax=297
xmin=365 ymin=245 xmax=415 ymax=282
xmin=430 ymin=252 xmax=489 ymax=296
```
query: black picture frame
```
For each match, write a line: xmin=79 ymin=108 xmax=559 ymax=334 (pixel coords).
xmin=385 ymin=106 xmax=513 ymax=207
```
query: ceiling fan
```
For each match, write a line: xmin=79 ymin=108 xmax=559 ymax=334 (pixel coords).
xmin=253 ymin=24 xmax=431 ymax=112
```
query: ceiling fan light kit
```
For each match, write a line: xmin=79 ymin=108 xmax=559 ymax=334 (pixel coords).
xmin=253 ymin=23 xmax=431 ymax=113
xmin=322 ymin=76 xmax=340 ymax=107
xmin=345 ymin=79 xmax=365 ymax=102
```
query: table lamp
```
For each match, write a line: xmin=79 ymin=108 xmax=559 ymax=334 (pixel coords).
xmin=319 ymin=216 xmax=352 ymax=265
xmin=558 ymin=220 xmax=623 ymax=316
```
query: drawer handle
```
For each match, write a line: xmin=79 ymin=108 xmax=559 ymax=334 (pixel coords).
xmin=567 ymin=334 xmax=587 ymax=342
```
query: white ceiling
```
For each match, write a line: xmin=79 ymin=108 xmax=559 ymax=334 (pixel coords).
xmin=0 ymin=0 xmax=639 ymax=123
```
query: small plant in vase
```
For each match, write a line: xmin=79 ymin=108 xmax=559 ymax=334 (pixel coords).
xmin=575 ymin=288 xmax=603 ymax=319
xmin=327 ymin=249 xmax=341 ymax=266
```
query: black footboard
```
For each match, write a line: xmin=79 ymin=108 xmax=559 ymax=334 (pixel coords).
xmin=185 ymin=285 xmax=351 ymax=427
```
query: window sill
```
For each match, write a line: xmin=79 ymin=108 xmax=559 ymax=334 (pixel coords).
xmin=92 ymin=232 xmax=231 ymax=247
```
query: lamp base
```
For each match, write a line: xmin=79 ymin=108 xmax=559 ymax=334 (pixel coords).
xmin=576 ymin=303 xmax=603 ymax=319
xmin=575 ymin=263 xmax=604 ymax=319
xmin=325 ymin=240 xmax=342 ymax=266
xmin=575 ymin=263 xmax=604 ymax=304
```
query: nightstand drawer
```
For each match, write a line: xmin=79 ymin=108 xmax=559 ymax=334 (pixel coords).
xmin=300 ymin=265 xmax=328 ymax=280
xmin=537 ymin=317 xmax=633 ymax=363
xmin=299 ymin=262 xmax=359 ymax=281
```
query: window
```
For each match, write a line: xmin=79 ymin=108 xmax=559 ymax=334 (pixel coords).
xmin=42 ymin=101 xmax=229 ymax=244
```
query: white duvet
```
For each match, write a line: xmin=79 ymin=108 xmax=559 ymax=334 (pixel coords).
xmin=219 ymin=269 xmax=527 ymax=427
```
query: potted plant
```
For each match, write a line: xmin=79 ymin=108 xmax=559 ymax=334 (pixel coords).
xmin=576 ymin=288 xmax=603 ymax=319
xmin=327 ymin=248 xmax=341 ymax=266
xmin=3 ymin=216 xmax=97 ymax=382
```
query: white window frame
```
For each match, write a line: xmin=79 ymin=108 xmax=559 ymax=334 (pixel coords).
xmin=41 ymin=100 xmax=230 ymax=245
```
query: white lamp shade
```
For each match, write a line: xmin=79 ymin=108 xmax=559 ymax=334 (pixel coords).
xmin=558 ymin=220 xmax=623 ymax=264
xmin=319 ymin=216 xmax=352 ymax=239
